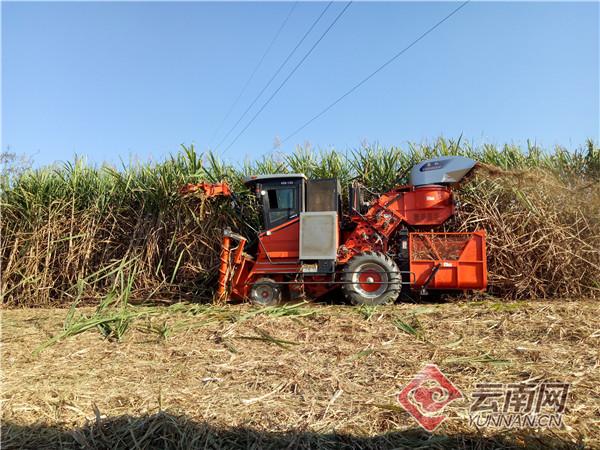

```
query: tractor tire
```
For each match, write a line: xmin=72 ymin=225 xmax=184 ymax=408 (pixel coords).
xmin=249 ymin=278 xmax=282 ymax=306
xmin=341 ymin=252 xmax=401 ymax=306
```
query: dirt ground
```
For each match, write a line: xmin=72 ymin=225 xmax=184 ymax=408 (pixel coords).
xmin=1 ymin=299 xmax=599 ymax=449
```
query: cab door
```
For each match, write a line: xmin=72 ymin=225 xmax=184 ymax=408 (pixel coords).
xmin=261 ymin=179 xmax=304 ymax=230
xmin=257 ymin=179 xmax=304 ymax=262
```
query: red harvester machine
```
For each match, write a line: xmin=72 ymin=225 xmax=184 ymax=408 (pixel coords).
xmin=182 ymin=156 xmax=487 ymax=305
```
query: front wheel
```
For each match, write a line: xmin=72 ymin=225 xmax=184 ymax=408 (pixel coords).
xmin=341 ymin=252 xmax=401 ymax=305
xmin=249 ymin=278 xmax=281 ymax=306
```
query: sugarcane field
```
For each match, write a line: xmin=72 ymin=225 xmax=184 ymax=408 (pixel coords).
xmin=2 ymin=2 xmax=599 ymax=450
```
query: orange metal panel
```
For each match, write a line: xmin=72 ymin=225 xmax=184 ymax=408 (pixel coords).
xmin=216 ymin=235 xmax=231 ymax=299
xmin=409 ymin=231 xmax=487 ymax=290
xmin=180 ymin=182 xmax=232 ymax=197
xmin=402 ymin=187 xmax=454 ymax=225
xmin=378 ymin=186 xmax=454 ymax=226
xmin=257 ymin=218 xmax=300 ymax=261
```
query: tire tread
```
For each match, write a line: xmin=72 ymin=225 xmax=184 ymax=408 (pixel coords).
xmin=341 ymin=252 xmax=401 ymax=306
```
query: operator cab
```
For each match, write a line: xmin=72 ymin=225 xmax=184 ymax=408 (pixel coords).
xmin=244 ymin=174 xmax=307 ymax=230
xmin=244 ymin=174 xmax=342 ymax=231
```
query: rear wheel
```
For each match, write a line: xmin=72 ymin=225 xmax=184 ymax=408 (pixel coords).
xmin=249 ymin=278 xmax=281 ymax=306
xmin=342 ymin=252 xmax=401 ymax=305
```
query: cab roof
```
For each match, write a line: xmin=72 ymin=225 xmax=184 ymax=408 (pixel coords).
xmin=243 ymin=173 xmax=307 ymax=187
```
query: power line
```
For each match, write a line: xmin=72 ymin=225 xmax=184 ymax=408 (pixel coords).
xmin=208 ymin=2 xmax=298 ymax=146
xmin=223 ymin=1 xmax=353 ymax=154
xmin=215 ymin=1 xmax=335 ymax=151
xmin=279 ymin=1 xmax=470 ymax=146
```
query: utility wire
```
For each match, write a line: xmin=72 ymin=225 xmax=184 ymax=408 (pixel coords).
xmin=223 ymin=1 xmax=353 ymax=154
xmin=215 ymin=1 xmax=335 ymax=151
xmin=279 ymin=1 xmax=470 ymax=146
xmin=208 ymin=2 xmax=298 ymax=146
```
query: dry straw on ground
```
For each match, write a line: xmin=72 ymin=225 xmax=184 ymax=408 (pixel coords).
xmin=2 ymin=300 xmax=599 ymax=449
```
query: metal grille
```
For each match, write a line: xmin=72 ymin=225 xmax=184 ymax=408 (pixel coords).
xmin=306 ymin=179 xmax=340 ymax=212
xmin=411 ymin=233 xmax=471 ymax=261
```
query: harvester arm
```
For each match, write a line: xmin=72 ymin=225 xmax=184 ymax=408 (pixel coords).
xmin=180 ymin=182 xmax=250 ymax=301
xmin=180 ymin=181 xmax=232 ymax=198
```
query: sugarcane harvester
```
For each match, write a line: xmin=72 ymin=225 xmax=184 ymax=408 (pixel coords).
xmin=181 ymin=156 xmax=487 ymax=306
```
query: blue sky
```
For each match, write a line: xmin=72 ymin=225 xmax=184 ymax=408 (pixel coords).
xmin=2 ymin=1 xmax=599 ymax=167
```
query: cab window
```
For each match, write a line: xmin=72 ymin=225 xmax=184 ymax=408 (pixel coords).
xmin=264 ymin=186 xmax=298 ymax=228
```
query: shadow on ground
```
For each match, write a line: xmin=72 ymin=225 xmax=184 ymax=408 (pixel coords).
xmin=1 ymin=411 xmax=583 ymax=450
